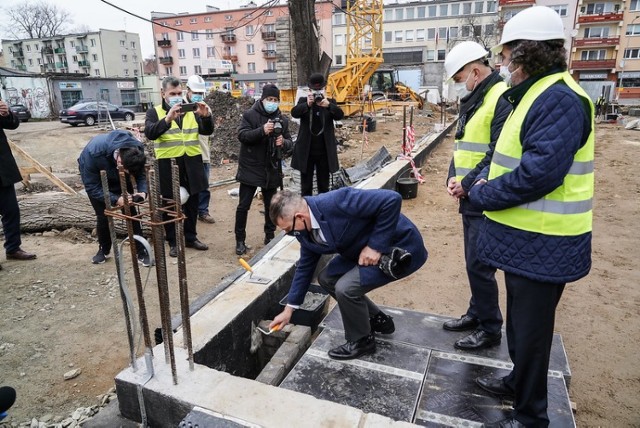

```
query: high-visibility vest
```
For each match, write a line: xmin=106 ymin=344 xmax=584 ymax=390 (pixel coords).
xmin=153 ymin=105 xmax=201 ymax=159
xmin=485 ymin=71 xmax=594 ymax=236
xmin=454 ymin=81 xmax=508 ymax=181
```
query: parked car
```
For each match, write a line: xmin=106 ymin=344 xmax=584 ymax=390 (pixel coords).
xmin=10 ymin=104 xmax=31 ymax=122
xmin=59 ymin=102 xmax=135 ymax=126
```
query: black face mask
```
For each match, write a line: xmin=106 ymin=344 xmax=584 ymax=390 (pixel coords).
xmin=290 ymin=218 xmax=310 ymax=240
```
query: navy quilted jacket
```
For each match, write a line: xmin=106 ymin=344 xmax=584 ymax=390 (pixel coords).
xmin=468 ymin=74 xmax=592 ymax=284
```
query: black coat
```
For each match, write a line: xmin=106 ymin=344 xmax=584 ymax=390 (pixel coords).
xmin=0 ymin=111 xmax=22 ymax=187
xmin=237 ymin=101 xmax=293 ymax=189
xmin=290 ymin=96 xmax=344 ymax=174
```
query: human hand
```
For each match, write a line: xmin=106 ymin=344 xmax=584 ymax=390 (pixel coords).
xmin=275 ymin=135 xmax=284 ymax=146
xmin=446 ymin=177 xmax=457 ymax=196
xmin=474 ymin=179 xmax=487 ymax=186
xmin=450 ymin=182 xmax=466 ymax=199
xmin=263 ymin=120 xmax=274 ymax=135
xmin=195 ymin=102 xmax=211 ymax=117
xmin=306 ymin=93 xmax=315 ymax=106
xmin=269 ymin=306 xmax=293 ymax=330
xmin=0 ymin=101 xmax=9 ymax=116
xmin=317 ymin=98 xmax=330 ymax=108
xmin=359 ymin=245 xmax=381 ymax=266
xmin=165 ymin=103 xmax=181 ymax=124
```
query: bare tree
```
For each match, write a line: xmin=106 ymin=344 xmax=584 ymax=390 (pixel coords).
xmin=3 ymin=0 xmax=71 ymax=39
xmin=288 ymin=0 xmax=321 ymax=84
xmin=455 ymin=14 xmax=500 ymax=51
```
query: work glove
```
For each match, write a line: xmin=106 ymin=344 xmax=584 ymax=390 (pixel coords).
xmin=378 ymin=247 xmax=412 ymax=280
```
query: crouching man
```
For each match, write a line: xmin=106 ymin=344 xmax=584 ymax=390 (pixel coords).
xmin=268 ymin=187 xmax=428 ymax=360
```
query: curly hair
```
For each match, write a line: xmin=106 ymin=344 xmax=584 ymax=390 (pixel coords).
xmin=507 ymin=39 xmax=567 ymax=77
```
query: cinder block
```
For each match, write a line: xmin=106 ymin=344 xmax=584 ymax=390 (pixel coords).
xmin=270 ymin=342 xmax=301 ymax=371
xmin=286 ymin=325 xmax=311 ymax=350
xmin=255 ymin=364 xmax=286 ymax=386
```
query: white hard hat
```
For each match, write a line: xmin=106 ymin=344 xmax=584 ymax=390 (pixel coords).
xmin=491 ymin=6 xmax=566 ymax=54
xmin=444 ymin=41 xmax=489 ymax=81
xmin=179 ymin=186 xmax=190 ymax=204
xmin=186 ymin=75 xmax=206 ymax=93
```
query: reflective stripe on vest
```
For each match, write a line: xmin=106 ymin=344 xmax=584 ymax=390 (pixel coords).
xmin=153 ymin=105 xmax=202 ymax=159
xmin=485 ymin=71 xmax=595 ymax=236
xmin=454 ymin=82 xmax=508 ymax=181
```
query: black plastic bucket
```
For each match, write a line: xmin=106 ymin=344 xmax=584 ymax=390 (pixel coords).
xmin=396 ymin=169 xmax=419 ymax=199
xmin=357 ymin=115 xmax=376 ymax=132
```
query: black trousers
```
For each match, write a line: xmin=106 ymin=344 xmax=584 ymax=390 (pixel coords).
xmin=234 ymin=183 xmax=276 ymax=242
xmin=89 ymin=197 xmax=144 ymax=255
xmin=164 ymin=193 xmax=199 ymax=246
xmin=0 ymin=184 xmax=21 ymax=254
xmin=300 ymin=151 xmax=331 ymax=196
xmin=463 ymin=215 xmax=502 ymax=334
xmin=502 ymin=272 xmax=565 ymax=427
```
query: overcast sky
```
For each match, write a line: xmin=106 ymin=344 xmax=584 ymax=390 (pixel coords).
xmin=1 ymin=0 xmax=268 ymax=58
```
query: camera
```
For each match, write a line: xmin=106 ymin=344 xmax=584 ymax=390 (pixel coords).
xmin=180 ymin=102 xmax=198 ymax=112
xmin=272 ymin=117 xmax=283 ymax=136
xmin=313 ymin=92 xmax=324 ymax=103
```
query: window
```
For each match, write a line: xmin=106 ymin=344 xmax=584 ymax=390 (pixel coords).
xmin=207 ymin=47 xmax=216 ymax=57
xmin=462 ymin=25 xmax=471 ymax=38
xmin=406 ymin=30 xmax=414 ymax=41
xmin=161 ymin=32 xmax=169 ymax=40
xmin=194 ymin=65 xmax=202 ymax=74
xmin=190 ymin=18 xmax=197 ymax=24
xmin=205 ymin=16 xmax=212 ymax=22
xmin=267 ymin=61 xmax=276 ymax=71
xmin=94 ymin=69 xmax=100 ymax=76
xmin=406 ymin=7 xmax=415 ymax=19
xmin=192 ymin=31 xmax=199 ymax=41
xmin=35 ymin=43 xmax=39 ymax=51
xmin=428 ymin=5 xmax=437 ymax=17
xmin=335 ymin=34 xmax=344 ymax=46
xmin=485 ymin=24 xmax=494 ymax=36
xmin=193 ymin=48 xmax=200 ymax=58
xmin=624 ymin=48 xmax=640 ymax=59
xmin=130 ymin=41 xmax=136 ymax=49
xmin=384 ymin=9 xmax=393 ymax=21
xmin=417 ymin=6 xmax=426 ymax=18
xmin=179 ymin=66 xmax=187 ymax=75
xmin=586 ymin=3 xmax=614 ymax=14
xmin=451 ymin=4 xmax=460 ymax=15
xmin=631 ymin=0 xmax=640 ymax=11
xmin=585 ymin=27 xmax=609 ymax=38
xmin=37 ymin=58 xmax=42 ymax=65
xmin=178 ymin=49 xmax=186 ymax=58
xmin=427 ymin=28 xmax=436 ymax=40
xmin=248 ymin=62 xmax=256 ymax=72
xmin=416 ymin=29 xmax=425 ymax=41
xmin=384 ymin=31 xmax=393 ymax=42
xmin=437 ymin=50 xmax=446 ymax=61
xmin=225 ymin=15 xmax=232 ymax=20
xmin=26 ymin=45 xmax=31 ymax=52
xmin=549 ymin=4 xmax=568 ymax=17
xmin=449 ymin=27 xmax=459 ymax=40
xmin=475 ymin=1 xmax=484 ymax=14
xmin=133 ymin=55 xmax=137 ymax=62
xmin=124 ymin=69 xmax=129 ymax=76
xmin=626 ymin=24 xmax=640 ymax=36
xmin=246 ymin=25 xmax=254 ymax=36
xmin=580 ymin=49 xmax=607 ymax=60
xmin=463 ymin=2 xmax=472 ymax=14
xmin=426 ymin=50 xmax=435 ymax=61
xmin=121 ymin=90 xmax=136 ymax=106
xmin=120 ymin=40 xmax=125 ymax=46
xmin=28 ymin=59 xmax=33 ymax=66
xmin=175 ymin=19 xmax=182 ymax=26
xmin=335 ymin=54 xmax=343 ymax=65
xmin=134 ymin=69 xmax=139 ymax=76
xmin=440 ymin=4 xmax=448 ymax=16
xmin=206 ymin=29 xmax=214 ymax=39
xmin=333 ymin=12 xmax=346 ymax=25
xmin=177 ymin=32 xmax=184 ymax=41
xmin=487 ymin=1 xmax=496 ymax=13
xmin=165 ymin=66 xmax=172 ymax=75
xmin=395 ymin=9 xmax=404 ymax=20
xmin=92 ymin=54 xmax=98 ymax=61
xmin=247 ymin=44 xmax=255 ymax=54
xmin=72 ymin=55 xmax=78 ymax=62
xmin=439 ymin=27 xmax=447 ymax=40
xmin=121 ymin=54 xmax=127 ymax=62
xmin=395 ymin=30 xmax=403 ymax=42
xmin=266 ymin=10 xmax=273 ymax=16
xmin=70 ymin=41 xmax=75 ymax=48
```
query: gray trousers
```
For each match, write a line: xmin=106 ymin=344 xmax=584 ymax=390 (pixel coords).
xmin=317 ymin=265 xmax=383 ymax=342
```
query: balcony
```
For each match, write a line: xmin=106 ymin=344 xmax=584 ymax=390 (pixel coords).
xmin=42 ymin=63 xmax=55 ymax=71
xmin=577 ymin=12 xmax=623 ymax=24
xmin=571 ymin=59 xmax=616 ymax=70
xmin=222 ymin=54 xmax=238 ymax=62
xmin=157 ymin=39 xmax=171 ymax=48
xmin=261 ymin=31 xmax=276 ymax=40
xmin=12 ymin=50 xmax=24 ymax=58
xmin=499 ymin=0 xmax=535 ymax=6
xmin=221 ymin=34 xmax=237 ymax=43
xmin=42 ymin=47 xmax=54 ymax=55
xmin=54 ymin=47 xmax=66 ymax=54
xmin=78 ymin=60 xmax=90 ymax=68
xmin=76 ymin=45 xmax=88 ymax=53
xmin=262 ymin=49 xmax=277 ymax=59
xmin=16 ymin=64 xmax=27 ymax=71
xmin=574 ymin=37 xmax=620 ymax=47
xmin=55 ymin=61 xmax=69 ymax=68
xmin=263 ymin=69 xmax=277 ymax=73
xmin=159 ymin=56 xmax=174 ymax=64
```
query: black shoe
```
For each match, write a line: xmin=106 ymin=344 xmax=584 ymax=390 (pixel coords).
xmin=169 ymin=245 xmax=178 ymax=258
xmin=454 ymin=329 xmax=501 ymax=350
xmin=370 ymin=311 xmax=395 ymax=334
xmin=264 ymin=233 xmax=275 ymax=245
xmin=186 ymin=239 xmax=208 ymax=251
xmin=475 ymin=375 xmax=514 ymax=398
xmin=236 ymin=241 xmax=247 ymax=255
xmin=328 ymin=334 xmax=376 ymax=360
xmin=443 ymin=314 xmax=479 ymax=332
xmin=92 ymin=249 xmax=110 ymax=264
xmin=484 ymin=417 xmax=526 ymax=428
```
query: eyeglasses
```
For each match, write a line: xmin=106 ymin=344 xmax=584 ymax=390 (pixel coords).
xmin=285 ymin=215 xmax=297 ymax=236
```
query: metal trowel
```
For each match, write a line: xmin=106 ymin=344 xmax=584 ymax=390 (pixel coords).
xmin=239 ymin=258 xmax=271 ymax=284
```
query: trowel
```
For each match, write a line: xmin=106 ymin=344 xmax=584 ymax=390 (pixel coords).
xmin=238 ymin=258 xmax=271 ymax=284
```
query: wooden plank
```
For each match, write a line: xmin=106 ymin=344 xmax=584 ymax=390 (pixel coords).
xmin=9 ymin=140 xmax=77 ymax=195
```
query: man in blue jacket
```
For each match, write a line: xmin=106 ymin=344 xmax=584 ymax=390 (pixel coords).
xmin=468 ymin=7 xmax=594 ymax=427
xmin=269 ymin=187 xmax=428 ymax=360
xmin=78 ymin=130 xmax=149 ymax=265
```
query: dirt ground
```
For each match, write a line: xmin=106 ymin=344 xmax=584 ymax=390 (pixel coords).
xmin=0 ymin=112 xmax=638 ymax=427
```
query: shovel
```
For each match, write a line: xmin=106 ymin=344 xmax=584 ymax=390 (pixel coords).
xmin=256 ymin=324 xmax=282 ymax=335
xmin=238 ymin=258 xmax=271 ymax=284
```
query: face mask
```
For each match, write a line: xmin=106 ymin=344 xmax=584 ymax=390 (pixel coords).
xmin=167 ymin=96 xmax=182 ymax=107
xmin=263 ymin=100 xmax=279 ymax=113
xmin=191 ymin=94 xmax=203 ymax=103
xmin=289 ymin=218 xmax=310 ymax=240
xmin=499 ymin=61 xmax=514 ymax=86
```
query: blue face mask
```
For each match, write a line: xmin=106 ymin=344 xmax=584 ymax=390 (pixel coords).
xmin=191 ymin=94 xmax=203 ymax=103
xmin=167 ymin=96 xmax=183 ymax=107
xmin=263 ymin=100 xmax=279 ymax=114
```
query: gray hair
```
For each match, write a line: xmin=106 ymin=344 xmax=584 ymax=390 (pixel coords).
xmin=161 ymin=76 xmax=181 ymax=90
xmin=269 ymin=190 xmax=305 ymax=224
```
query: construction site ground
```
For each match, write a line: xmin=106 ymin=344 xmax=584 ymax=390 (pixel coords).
xmin=0 ymin=113 xmax=638 ymax=427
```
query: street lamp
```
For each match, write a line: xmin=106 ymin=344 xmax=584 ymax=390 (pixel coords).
xmin=618 ymin=15 xmax=640 ymax=102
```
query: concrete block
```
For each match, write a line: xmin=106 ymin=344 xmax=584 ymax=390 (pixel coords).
xmin=286 ymin=325 xmax=311 ymax=351
xmin=270 ymin=341 xmax=301 ymax=371
xmin=255 ymin=364 xmax=286 ymax=386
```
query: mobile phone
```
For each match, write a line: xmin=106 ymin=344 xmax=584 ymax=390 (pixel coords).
xmin=181 ymin=103 xmax=197 ymax=112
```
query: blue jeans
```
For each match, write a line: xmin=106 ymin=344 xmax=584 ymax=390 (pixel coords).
xmin=198 ymin=162 xmax=211 ymax=216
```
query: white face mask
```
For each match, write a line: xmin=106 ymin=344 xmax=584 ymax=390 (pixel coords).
xmin=453 ymin=71 xmax=474 ymax=99
xmin=167 ymin=96 xmax=183 ymax=107
xmin=499 ymin=61 xmax=514 ymax=86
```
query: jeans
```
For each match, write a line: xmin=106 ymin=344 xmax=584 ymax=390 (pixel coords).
xmin=198 ymin=162 xmax=211 ymax=216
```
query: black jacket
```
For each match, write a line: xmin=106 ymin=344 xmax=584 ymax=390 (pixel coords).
xmin=237 ymin=100 xmax=293 ymax=189
xmin=290 ymin=96 xmax=344 ymax=174
xmin=0 ymin=111 xmax=22 ymax=187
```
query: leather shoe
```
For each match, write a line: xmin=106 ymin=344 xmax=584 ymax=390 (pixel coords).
xmin=476 ymin=375 xmax=514 ymax=398
xmin=6 ymin=248 xmax=37 ymax=260
xmin=235 ymin=241 xmax=249 ymax=255
xmin=454 ymin=329 xmax=501 ymax=350
xmin=443 ymin=314 xmax=478 ymax=332
xmin=484 ymin=417 xmax=526 ymax=428
xmin=169 ymin=245 xmax=178 ymax=258
xmin=186 ymin=239 xmax=208 ymax=251
xmin=328 ymin=334 xmax=376 ymax=360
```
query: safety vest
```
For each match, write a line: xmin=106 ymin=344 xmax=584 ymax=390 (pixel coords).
xmin=454 ymin=81 xmax=508 ymax=181
xmin=485 ymin=72 xmax=594 ymax=236
xmin=153 ymin=105 xmax=201 ymax=159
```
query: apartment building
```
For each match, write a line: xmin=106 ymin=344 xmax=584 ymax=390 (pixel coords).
xmin=1 ymin=29 xmax=142 ymax=78
xmin=151 ymin=2 xmax=335 ymax=97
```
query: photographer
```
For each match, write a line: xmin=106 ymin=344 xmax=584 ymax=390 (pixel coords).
xmin=235 ymin=84 xmax=293 ymax=255
xmin=291 ymin=73 xmax=344 ymax=196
